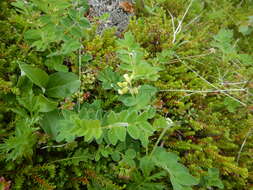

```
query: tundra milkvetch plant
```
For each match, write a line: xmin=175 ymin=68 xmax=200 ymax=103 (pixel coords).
xmin=97 ymin=32 xmax=200 ymax=189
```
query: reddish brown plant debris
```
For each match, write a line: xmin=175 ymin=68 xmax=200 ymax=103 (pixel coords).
xmin=0 ymin=177 xmax=11 ymax=190
xmin=119 ymin=1 xmax=134 ymax=13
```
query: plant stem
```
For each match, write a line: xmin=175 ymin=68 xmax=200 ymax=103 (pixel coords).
xmin=160 ymin=89 xmax=246 ymax=93
xmin=77 ymin=46 xmax=82 ymax=112
xmin=16 ymin=25 xmax=28 ymax=45
xmin=150 ymin=127 xmax=169 ymax=157
xmin=175 ymin=54 xmax=247 ymax=107
xmin=236 ymin=127 xmax=253 ymax=163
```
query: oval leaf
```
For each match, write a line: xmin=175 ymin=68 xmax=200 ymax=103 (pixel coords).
xmin=46 ymin=72 xmax=81 ymax=98
xmin=127 ymin=124 xmax=140 ymax=139
xmin=41 ymin=110 xmax=63 ymax=140
xmin=19 ymin=64 xmax=49 ymax=88
xmin=37 ymin=94 xmax=58 ymax=112
xmin=108 ymin=128 xmax=118 ymax=145
xmin=116 ymin=126 xmax=126 ymax=142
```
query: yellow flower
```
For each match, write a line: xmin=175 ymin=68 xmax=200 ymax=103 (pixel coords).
xmin=117 ymin=82 xmax=128 ymax=88
xmin=118 ymin=87 xmax=129 ymax=95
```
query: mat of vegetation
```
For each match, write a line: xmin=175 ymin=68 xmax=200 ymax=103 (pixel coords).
xmin=0 ymin=0 xmax=253 ymax=189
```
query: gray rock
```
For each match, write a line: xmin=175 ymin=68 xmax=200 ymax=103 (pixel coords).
xmin=87 ymin=0 xmax=134 ymax=34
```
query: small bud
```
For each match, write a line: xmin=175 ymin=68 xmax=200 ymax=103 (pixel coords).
xmin=209 ymin=48 xmax=216 ymax=53
xmin=118 ymin=89 xmax=124 ymax=95
xmin=129 ymin=87 xmax=138 ymax=94
xmin=132 ymin=87 xmax=138 ymax=94
xmin=123 ymin=74 xmax=132 ymax=83
xmin=123 ymin=74 xmax=129 ymax=79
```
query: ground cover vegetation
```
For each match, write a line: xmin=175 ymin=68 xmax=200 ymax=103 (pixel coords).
xmin=0 ymin=0 xmax=253 ymax=189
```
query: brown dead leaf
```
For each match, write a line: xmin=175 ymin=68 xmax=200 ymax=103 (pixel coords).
xmin=119 ymin=1 xmax=134 ymax=13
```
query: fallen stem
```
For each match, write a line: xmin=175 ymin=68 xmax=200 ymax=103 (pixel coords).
xmin=40 ymin=143 xmax=68 ymax=150
xmin=175 ymin=55 xmax=247 ymax=107
xmin=160 ymin=89 xmax=246 ymax=93
xmin=236 ymin=127 xmax=253 ymax=164
xmin=150 ymin=127 xmax=169 ymax=157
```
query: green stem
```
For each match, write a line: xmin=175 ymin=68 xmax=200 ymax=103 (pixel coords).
xmin=16 ymin=24 xmax=28 ymax=45
xmin=135 ymin=0 xmax=156 ymax=16
xmin=49 ymin=156 xmax=88 ymax=163
xmin=77 ymin=46 xmax=82 ymax=112
xmin=149 ymin=127 xmax=169 ymax=157
xmin=103 ymin=122 xmax=129 ymax=129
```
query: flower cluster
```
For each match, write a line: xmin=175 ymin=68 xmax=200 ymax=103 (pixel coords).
xmin=81 ymin=72 xmax=96 ymax=90
xmin=117 ymin=74 xmax=139 ymax=95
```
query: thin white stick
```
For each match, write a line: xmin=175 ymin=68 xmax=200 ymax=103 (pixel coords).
xmin=220 ymin=81 xmax=248 ymax=85
xmin=168 ymin=10 xmax=175 ymax=37
xmin=216 ymin=66 xmax=224 ymax=84
xmin=175 ymin=0 xmax=193 ymax=33
xmin=184 ymin=12 xmax=202 ymax=28
xmin=167 ymin=51 xmax=214 ymax=64
xmin=236 ymin=128 xmax=253 ymax=163
xmin=172 ymin=0 xmax=194 ymax=44
xmin=77 ymin=47 xmax=82 ymax=112
xmin=193 ymin=56 xmax=250 ymax=91
xmin=41 ymin=143 xmax=68 ymax=149
xmin=160 ymin=89 xmax=246 ymax=93
xmin=238 ymin=0 xmax=244 ymax=7
xmin=179 ymin=92 xmax=196 ymax=101
xmin=175 ymin=55 xmax=247 ymax=106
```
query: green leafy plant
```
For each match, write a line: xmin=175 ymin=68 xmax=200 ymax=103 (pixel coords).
xmin=151 ymin=148 xmax=199 ymax=190
xmin=239 ymin=16 xmax=253 ymax=36
xmin=12 ymin=0 xmax=90 ymax=54
xmin=2 ymin=0 xmax=252 ymax=189
xmin=0 ymin=120 xmax=37 ymax=161
xmin=199 ymin=168 xmax=224 ymax=189
xmin=38 ymin=30 xmax=199 ymax=190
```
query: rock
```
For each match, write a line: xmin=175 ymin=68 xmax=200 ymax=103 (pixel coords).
xmin=87 ymin=0 xmax=134 ymax=34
